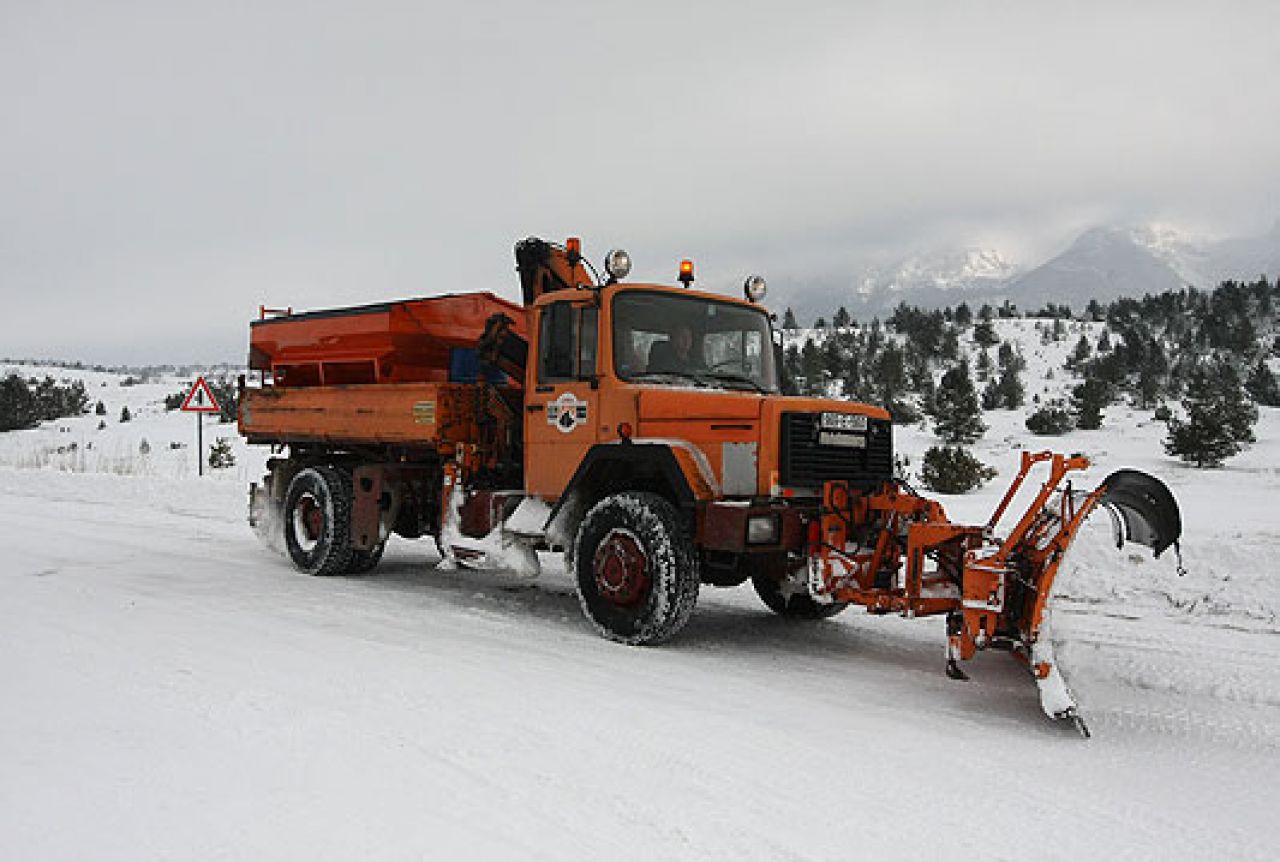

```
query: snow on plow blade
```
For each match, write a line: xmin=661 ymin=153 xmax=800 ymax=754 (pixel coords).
xmin=1098 ymin=469 xmax=1182 ymax=559
xmin=988 ymin=462 xmax=1182 ymax=732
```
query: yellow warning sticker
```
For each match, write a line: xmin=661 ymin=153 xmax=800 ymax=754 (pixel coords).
xmin=412 ymin=401 xmax=437 ymax=425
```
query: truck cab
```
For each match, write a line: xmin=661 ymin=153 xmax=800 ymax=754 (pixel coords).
xmin=501 ymin=241 xmax=893 ymax=639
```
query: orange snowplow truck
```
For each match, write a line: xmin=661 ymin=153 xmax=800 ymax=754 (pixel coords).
xmin=239 ymin=236 xmax=1182 ymax=732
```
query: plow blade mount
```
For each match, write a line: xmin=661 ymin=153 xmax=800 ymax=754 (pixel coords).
xmin=1098 ymin=469 xmax=1182 ymax=558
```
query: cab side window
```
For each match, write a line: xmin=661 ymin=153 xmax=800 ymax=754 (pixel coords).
xmin=538 ymin=302 xmax=598 ymax=383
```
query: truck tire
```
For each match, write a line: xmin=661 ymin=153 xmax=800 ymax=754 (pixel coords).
xmin=283 ymin=466 xmax=355 ymax=576
xmin=752 ymin=570 xmax=849 ymax=620
xmin=573 ymin=492 xmax=699 ymax=645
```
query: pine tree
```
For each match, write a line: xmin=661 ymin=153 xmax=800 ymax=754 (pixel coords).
xmin=972 ymin=320 xmax=999 ymax=347
xmin=207 ymin=377 xmax=239 ymax=424
xmin=1067 ymin=334 xmax=1092 ymax=370
xmin=833 ymin=306 xmax=851 ymax=329
xmin=954 ymin=302 xmax=973 ymax=328
xmin=981 ymin=379 xmax=1000 ymax=411
xmin=0 ymin=375 xmax=37 ymax=431
xmin=782 ymin=307 xmax=798 ymax=330
xmin=874 ymin=342 xmax=914 ymax=420
xmin=208 ymin=438 xmax=236 ymax=470
xmin=1026 ymin=402 xmax=1075 ymax=435
xmin=974 ymin=348 xmax=993 ymax=382
xmin=119 ymin=406 xmax=132 ymax=423
xmin=799 ymin=339 xmax=824 ymax=395
xmin=932 ymin=360 xmax=986 ymax=444
xmin=95 ymin=400 xmax=107 ymax=416
xmin=940 ymin=326 xmax=960 ymax=361
xmin=994 ymin=365 xmax=1025 ymax=409
xmin=1244 ymin=359 xmax=1280 ymax=406
xmin=1163 ymin=360 xmax=1258 ymax=467
xmin=997 ymin=341 xmax=1026 ymax=373
xmin=919 ymin=445 xmax=996 ymax=494
xmin=1071 ymin=378 xmax=1110 ymax=430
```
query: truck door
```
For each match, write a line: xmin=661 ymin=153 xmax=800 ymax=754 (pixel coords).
xmin=525 ymin=299 xmax=600 ymax=499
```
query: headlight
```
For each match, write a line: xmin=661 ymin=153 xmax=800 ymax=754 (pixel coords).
xmin=746 ymin=514 xmax=779 ymax=544
xmin=743 ymin=274 xmax=767 ymax=302
xmin=605 ymin=248 xmax=632 ymax=281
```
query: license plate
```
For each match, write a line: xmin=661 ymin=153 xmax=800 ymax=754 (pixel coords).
xmin=820 ymin=412 xmax=869 ymax=432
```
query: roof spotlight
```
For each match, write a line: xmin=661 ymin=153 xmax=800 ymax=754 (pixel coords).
xmin=604 ymin=248 xmax=632 ymax=281
xmin=743 ymin=275 xmax=767 ymax=303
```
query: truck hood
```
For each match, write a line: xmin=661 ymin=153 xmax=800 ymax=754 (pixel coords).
xmin=634 ymin=390 xmax=889 ymax=497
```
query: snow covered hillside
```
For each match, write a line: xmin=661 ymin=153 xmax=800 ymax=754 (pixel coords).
xmin=2 ymin=352 xmax=1279 ymax=860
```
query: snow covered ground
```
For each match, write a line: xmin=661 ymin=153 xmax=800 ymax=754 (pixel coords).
xmin=2 ymin=354 xmax=1279 ymax=860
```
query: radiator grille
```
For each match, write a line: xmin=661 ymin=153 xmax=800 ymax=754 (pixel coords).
xmin=779 ymin=412 xmax=893 ymax=490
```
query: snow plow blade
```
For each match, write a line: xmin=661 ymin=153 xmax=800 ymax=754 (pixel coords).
xmin=809 ymin=451 xmax=1183 ymax=734
xmin=1098 ymin=469 xmax=1182 ymax=558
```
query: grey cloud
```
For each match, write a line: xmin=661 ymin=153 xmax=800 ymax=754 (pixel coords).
xmin=2 ymin=0 xmax=1277 ymax=362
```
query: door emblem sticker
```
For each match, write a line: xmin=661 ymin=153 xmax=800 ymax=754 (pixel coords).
xmin=547 ymin=392 xmax=589 ymax=434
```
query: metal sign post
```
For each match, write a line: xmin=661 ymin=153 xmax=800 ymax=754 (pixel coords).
xmin=180 ymin=376 xmax=222 ymax=476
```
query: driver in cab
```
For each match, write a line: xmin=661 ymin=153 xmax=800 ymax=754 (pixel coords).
xmin=646 ymin=323 xmax=705 ymax=374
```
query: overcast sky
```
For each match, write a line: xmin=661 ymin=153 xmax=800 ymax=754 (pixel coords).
xmin=3 ymin=0 xmax=1278 ymax=364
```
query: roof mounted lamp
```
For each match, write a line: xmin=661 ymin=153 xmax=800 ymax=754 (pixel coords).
xmin=743 ymin=274 xmax=767 ymax=303
xmin=678 ymin=259 xmax=694 ymax=287
xmin=604 ymin=248 xmax=632 ymax=283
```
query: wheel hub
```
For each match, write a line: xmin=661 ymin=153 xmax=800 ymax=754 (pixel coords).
xmin=593 ymin=528 xmax=649 ymax=607
xmin=293 ymin=492 xmax=324 ymax=552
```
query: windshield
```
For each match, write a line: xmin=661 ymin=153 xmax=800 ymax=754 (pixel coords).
xmin=612 ymin=291 xmax=779 ymax=393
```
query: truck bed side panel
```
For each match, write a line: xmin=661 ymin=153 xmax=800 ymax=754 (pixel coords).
xmin=239 ymin=382 xmax=480 ymax=448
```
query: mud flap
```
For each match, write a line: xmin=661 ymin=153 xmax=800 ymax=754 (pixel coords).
xmin=1098 ymin=470 xmax=1182 ymax=559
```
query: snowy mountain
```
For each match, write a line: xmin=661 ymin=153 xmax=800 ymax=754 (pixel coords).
xmin=854 ymin=247 xmax=1018 ymax=298
xmin=1008 ymin=222 xmax=1280 ymax=312
xmin=779 ymin=221 xmax=1280 ymax=323
xmin=839 ymin=247 xmax=1018 ymax=317
xmin=1006 ymin=226 xmax=1189 ymax=311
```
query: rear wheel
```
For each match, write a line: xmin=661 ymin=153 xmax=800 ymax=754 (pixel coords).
xmin=283 ymin=466 xmax=354 ymax=576
xmin=752 ymin=567 xmax=849 ymax=619
xmin=573 ymin=492 xmax=699 ymax=644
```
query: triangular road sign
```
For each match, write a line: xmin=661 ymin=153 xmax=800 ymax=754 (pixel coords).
xmin=181 ymin=376 xmax=222 ymax=413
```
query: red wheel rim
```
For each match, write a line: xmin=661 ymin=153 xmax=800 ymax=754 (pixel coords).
xmin=593 ymin=528 xmax=650 ymax=607
xmin=293 ymin=493 xmax=325 ymax=551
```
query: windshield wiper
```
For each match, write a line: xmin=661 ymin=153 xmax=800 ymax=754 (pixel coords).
xmin=628 ymin=371 xmax=707 ymax=387
xmin=697 ymin=372 xmax=767 ymax=394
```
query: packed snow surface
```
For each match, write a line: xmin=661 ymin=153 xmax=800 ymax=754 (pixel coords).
xmin=2 ymin=357 xmax=1279 ymax=859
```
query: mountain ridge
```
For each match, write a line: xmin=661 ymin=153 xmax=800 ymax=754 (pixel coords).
xmin=778 ymin=220 xmax=1280 ymax=322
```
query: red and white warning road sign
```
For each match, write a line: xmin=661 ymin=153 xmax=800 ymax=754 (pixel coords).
xmin=180 ymin=376 xmax=222 ymax=414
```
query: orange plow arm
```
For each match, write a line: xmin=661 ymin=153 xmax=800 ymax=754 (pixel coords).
xmin=809 ymin=452 xmax=1182 ymax=734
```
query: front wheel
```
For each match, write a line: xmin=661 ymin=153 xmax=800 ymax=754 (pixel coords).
xmin=573 ymin=492 xmax=699 ymax=645
xmin=283 ymin=466 xmax=354 ymax=576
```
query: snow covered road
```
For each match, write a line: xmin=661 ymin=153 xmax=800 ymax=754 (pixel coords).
xmin=2 ymin=467 xmax=1277 ymax=860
